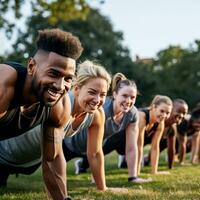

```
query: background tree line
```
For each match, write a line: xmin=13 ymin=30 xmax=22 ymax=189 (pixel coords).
xmin=0 ymin=0 xmax=199 ymax=109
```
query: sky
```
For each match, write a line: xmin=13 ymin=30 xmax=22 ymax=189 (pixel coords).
xmin=1 ymin=0 xmax=200 ymax=59
xmin=91 ymin=0 xmax=200 ymax=59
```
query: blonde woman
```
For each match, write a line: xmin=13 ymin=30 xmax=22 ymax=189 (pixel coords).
xmin=72 ymin=73 xmax=150 ymax=183
xmin=137 ymin=95 xmax=173 ymax=175
xmin=0 ymin=60 xmax=112 ymax=199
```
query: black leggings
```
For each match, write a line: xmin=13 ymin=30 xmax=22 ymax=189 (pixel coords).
xmin=62 ymin=141 xmax=85 ymax=162
xmin=72 ymin=131 xmax=126 ymax=169
xmin=0 ymin=162 xmax=41 ymax=186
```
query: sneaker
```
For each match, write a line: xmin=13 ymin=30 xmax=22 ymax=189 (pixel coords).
xmin=74 ymin=159 xmax=87 ymax=175
xmin=143 ymin=154 xmax=150 ymax=166
xmin=118 ymin=155 xmax=127 ymax=168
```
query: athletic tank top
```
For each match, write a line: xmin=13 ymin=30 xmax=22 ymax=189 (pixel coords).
xmin=0 ymin=91 xmax=91 ymax=167
xmin=140 ymin=108 xmax=159 ymax=138
xmin=0 ymin=125 xmax=42 ymax=167
xmin=162 ymin=126 xmax=175 ymax=139
xmin=62 ymin=91 xmax=95 ymax=154
xmin=0 ymin=62 xmax=50 ymax=140
xmin=63 ymin=91 xmax=94 ymax=137
xmin=64 ymin=97 xmax=138 ymax=155
xmin=177 ymin=115 xmax=196 ymax=136
xmin=104 ymin=97 xmax=138 ymax=139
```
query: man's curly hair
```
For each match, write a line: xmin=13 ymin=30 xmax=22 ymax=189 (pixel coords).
xmin=36 ymin=28 xmax=83 ymax=60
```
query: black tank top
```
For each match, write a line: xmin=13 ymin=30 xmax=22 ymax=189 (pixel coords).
xmin=177 ymin=118 xmax=195 ymax=136
xmin=0 ymin=62 xmax=49 ymax=140
xmin=140 ymin=108 xmax=159 ymax=138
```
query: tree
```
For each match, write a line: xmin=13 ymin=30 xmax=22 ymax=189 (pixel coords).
xmin=5 ymin=8 xmax=134 ymax=74
xmin=155 ymin=45 xmax=187 ymax=69
xmin=3 ymin=7 xmax=171 ymax=107
xmin=152 ymin=43 xmax=200 ymax=108
xmin=0 ymin=0 xmax=98 ymax=39
xmin=152 ymin=46 xmax=187 ymax=97
xmin=172 ymin=42 xmax=200 ymax=108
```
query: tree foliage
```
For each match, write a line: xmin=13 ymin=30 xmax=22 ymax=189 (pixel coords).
xmin=1 ymin=1 xmax=199 ymax=108
xmin=3 ymin=7 xmax=153 ymax=106
xmin=153 ymin=43 xmax=200 ymax=108
xmin=0 ymin=0 xmax=94 ymax=38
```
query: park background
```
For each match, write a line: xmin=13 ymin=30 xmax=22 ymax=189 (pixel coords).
xmin=0 ymin=0 xmax=200 ymax=108
xmin=0 ymin=1 xmax=200 ymax=199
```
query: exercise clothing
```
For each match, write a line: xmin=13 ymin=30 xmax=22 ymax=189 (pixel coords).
xmin=177 ymin=116 xmax=196 ymax=136
xmin=0 ymin=62 xmax=50 ymax=140
xmin=0 ymin=91 xmax=92 ymax=168
xmin=0 ymin=125 xmax=42 ymax=168
xmin=63 ymin=97 xmax=138 ymax=157
xmin=139 ymin=108 xmax=159 ymax=145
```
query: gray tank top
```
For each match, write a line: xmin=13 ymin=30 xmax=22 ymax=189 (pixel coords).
xmin=0 ymin=91 xmax=93 ymax=167
xmin=104 ymin=97 xmax=138 ymax=138
xmin=0 ymin=125 xmax=42 ymax=167
xmin=64 ymin=97 xmax=138 ymax=154
xmin=64 ymin=91 xmax=94 ymax=137
xmin=63 ymin=92 xmax=94 ymax=154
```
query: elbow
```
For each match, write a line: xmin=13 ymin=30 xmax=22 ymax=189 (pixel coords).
xmin=87 ymin=150 xmax=102 ymax=160
xmin=126 ymin=146 xmax=136 ymax=156
xmin=44 ymin=153 xmax=57 ymax=162
xmin=151 ymin=142 xmax=159 ymax=151
xmin=151 ymin=145 xmax=159 ymax=154
xmin=138 ymin=146 xmax=143 ymax=155
xmin=180 ymin=142 xmax=186 ymax=150
xmin=138 ymin=142 xmax=143 ymax=152
xmin=87 ymin=152 xmax=97 ymax=160
xmin=43 ymin=142 xmax=62 ymax=161
xmin=43 ymin=148 xmax=58 ymax=161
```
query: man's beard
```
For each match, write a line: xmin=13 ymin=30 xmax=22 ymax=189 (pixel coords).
xmin=31 ymin=76 xmax=65 ymax=107
xmin=31 ymin=76 xmax=52 ymax=107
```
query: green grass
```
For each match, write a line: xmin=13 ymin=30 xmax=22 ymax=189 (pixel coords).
xmin=0 ymin=151 xmax=200 ymax=200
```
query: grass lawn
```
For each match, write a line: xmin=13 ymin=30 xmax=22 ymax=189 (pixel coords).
xmin=0 ymin=151 xmax=200 ymax=200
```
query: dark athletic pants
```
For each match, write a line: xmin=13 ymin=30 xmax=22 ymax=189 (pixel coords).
xmin=64 ymin=131 xmax=126 ymax=170
xmin=0 ymin=162 xmax=41 ymax=186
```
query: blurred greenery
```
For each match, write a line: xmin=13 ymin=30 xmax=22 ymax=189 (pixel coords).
xmin=0 ymin=1 xmax=200 ymax=108
xmin=0 ymin=0 xmax=94 ymax=38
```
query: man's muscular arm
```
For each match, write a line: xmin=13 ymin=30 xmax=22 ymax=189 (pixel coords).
xmin=167 ymin=125 xmax=177 ymax=169
xmin=0 ymin=64 xmax=17 ymax=118
xmin=42 ymin=94 xmax=71 ymax=160
xmin=42 ymin=94 xmax=71 ymax=200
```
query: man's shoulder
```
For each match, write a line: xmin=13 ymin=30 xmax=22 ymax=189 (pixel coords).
xmin=48 ymin=93 xmax=71 ymax=126
xmin=0 ymin=63 xmax=19 ymax=97
xmin=1 ymin=62 xmax=26 ymax=72
xmin=0 ymin=63 xmax=20 ymax=82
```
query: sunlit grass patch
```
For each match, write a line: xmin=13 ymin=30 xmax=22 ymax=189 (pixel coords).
xmin=0 ymin=151 xmax=200 ymax=200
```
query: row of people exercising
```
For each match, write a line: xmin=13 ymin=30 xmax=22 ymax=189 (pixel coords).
xmin=74 ymin=96 xmax=195 ymax=174
xmin=77 ymin=100 xmax=200 ymax=173
xmin=1 ymin=60 xmax=199 ymax=198
xmin=115 ymin=102 xmax=200 ymax=169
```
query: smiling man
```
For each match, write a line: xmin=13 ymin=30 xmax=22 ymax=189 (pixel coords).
xmin=0 ymin=28 xmax=83 ymax=200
